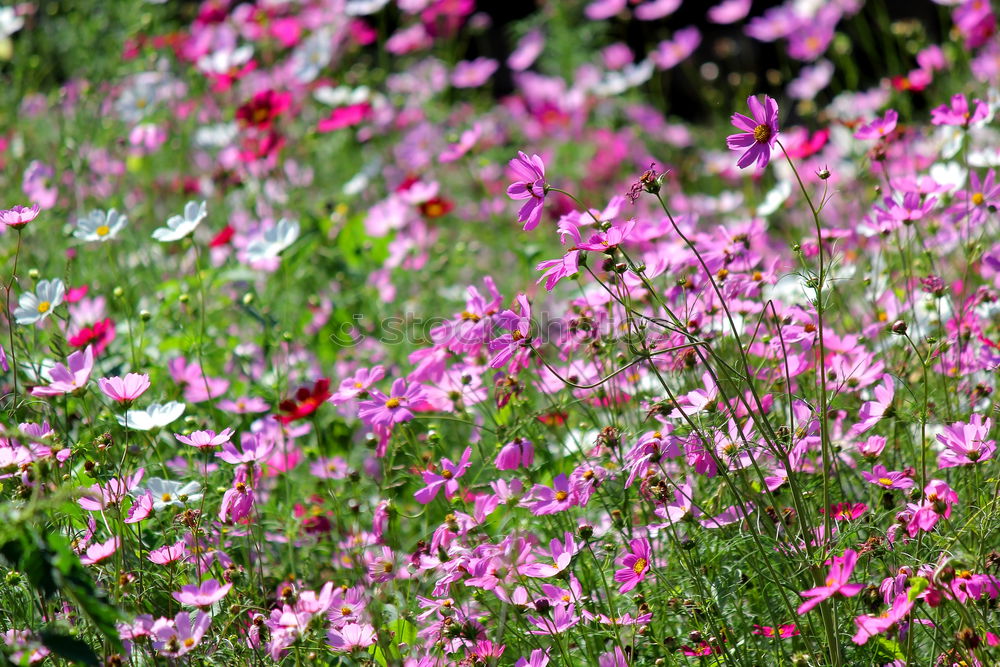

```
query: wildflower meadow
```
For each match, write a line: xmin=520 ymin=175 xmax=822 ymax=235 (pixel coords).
xmin=3 ymin=0 xmax=1000 ymax=665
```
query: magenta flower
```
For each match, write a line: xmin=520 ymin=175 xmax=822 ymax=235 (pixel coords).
xmin=727 ymin=94 xmax=779 ymax=169
xmin=328 ymin=622 xmax=376 ymax=652
xmin=522 ymin=533 xmax=578 ymax=578
xmin=614 ymin=537 xmax=652 ymax=593
xmin=152 ymin=611 xmax=211 ymax=657
xmin=219 ymin=471 xmax=254 ymax=523
xmin=0 ymin=204 xmax=40 ymax=230
xmin=853 ymin=109 xmax=898 ymax=140
xmin=414 ymin=447 xmax=472 ymax=504
xmin=489 ymin=294 xmax=534 ymax=369
xmin=797 ymin=549 xmax=865 ymax=614
xmin=506 ymin=151 xmax=548 ymax=231
xmin=936 ymin=413 xmax=996 ymax=467
xmin=98 ymin=372 xmax=150 ymax=403
xmin=931 ymin=93 xmax=989 ymax=127
xmin=650 ymin=27 xmax=701 ymax=70
xmin=708 ymin=0 xmax=751 ymax=24
xmin=527 ymin=603 xmax=580 ymax=635
xmin=527 ymin=474 xmax=576 ymax=515
xmin=495 ymin=438 xmax=534 ymax=470
xmin=174 ymin=428 xmax=235 ymax=450
xmin=31 ymin=346 xmax=94 ymax=396
xmin=861 ymin=464 xmax=914 ymax=490
xmin=172 ymin=579 xmax=232 ymax=608
xmin=357 ymin=378 xmax=427 ymax=427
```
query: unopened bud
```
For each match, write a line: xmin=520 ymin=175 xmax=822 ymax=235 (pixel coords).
xmin=891 ymin=320 xmax=907 ymax=335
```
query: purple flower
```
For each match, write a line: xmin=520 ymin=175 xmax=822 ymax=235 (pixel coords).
xmin=30 ymin=346 xmax=94 ymax=396
xmin=414 ymin=447 xmax=472 ymax=504
xmin=861 ymin=464 xmax=914 ymax=490
xmin=506 ymin=152 xmax=548 ymax=231
xmin=854 ymin=109 xmax=898 ymax=140
xmin=726 ymin=95 xmax=779 ymax=170
xmin=489 ymin=294 xmax=534 ymax=369
xmin=614 ymin=537 xmax=652 ymax=593
xmin=152 ymin=611 xmax=211 ymax=657
xmin=931 ymin=93 xmax=989 ymax=127
xmin=357 ymin=378 xmax=427 ymax=427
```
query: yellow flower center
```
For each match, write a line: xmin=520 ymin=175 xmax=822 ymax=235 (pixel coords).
xmin=441 ymin=469 xmax=453 ymax=479
xmin=878 ymin=477 xmax=893 ymax=486
xmin=340 ymin=606 xmax=352 ymax=616
xmin=97 ymin=225 xmax=110 ymax=236
xmin=632 ymin=558 xmax=648 ymax=575
xmin=162 ymin=493 xmax=172 ymax=502
xmin=37 ymin=301 xmax=51 ymax=313
xmin=972 ymin=192 xmax=985 ymax=206
xmin=460 ymin=310 xmax=480 ymax=322
xmin=385 ymin=397 xmax=401 ymax=409
xmin=183 ymin=638 xmax=195 ymax=648
xmin=555 ymin=490 xmax=568 ymax=501
xmin=753 ymin=124 xmax=771 ymax=143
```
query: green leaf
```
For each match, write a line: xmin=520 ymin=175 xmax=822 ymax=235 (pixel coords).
xmin=39 ymin=629 xmax=100 ymax=666
xmin=370 ymin=619 xmax=417 ymax=666
xmin=907 ymin=576 xmax=929 ymax=601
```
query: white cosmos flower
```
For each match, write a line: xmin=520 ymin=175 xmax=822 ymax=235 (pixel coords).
xmin=74 ymin=209 xmax=128 ymax=242
xmin=345 ymin=0 xmax=391 ymax=16
xmin=152 ymin=201 xmax=207 ymax=242
xmin=246 ymin=218 xmax=300 ymax=262
xmin=0 ymin=7 xmax=24 ymax=37
xmin=116 ymin=401 xmax=185 ymax=431
xmin=14 ymin=279 xmax=65 ymax=325
xmin=138 ymin=478 xmax=203 ymax=510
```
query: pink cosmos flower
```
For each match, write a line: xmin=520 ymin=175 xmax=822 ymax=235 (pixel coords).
xmin=328 ymin=622 xmax=376 ymax=652
xmin=650 ymin=27 xmax=700 ymax=70
xmin=149 ymin=540 xmax=189 ymax=565
xmin=861 ymin=464 xmax=915 ymax=490
xmin=508 ymin=29 xmax=544 ymax=71
xmin=125 ymin=491 xmax=153 ymax=524
xmin=31 ymin=346 xmax=94 ymax=396
xmin=906 ymin=479 xmax=959 ymax=537
xmin=515 ymin=649 xmax=550 ymax=667
xmin=851 ymin=592 xmax=914 ymax=645
xmin=98 ymin=372 xmax=150 ymax=403
xmin=936 ymin=413 xmax=996 ymax=467
xmin=506 ymin=152 xmax=548 ymax=231
xmin=451 ymin=57 xmax=498 ymax=88
xmin=752 ymin=624 xmax=799 ymax=638
xmin=217 ymin=396 xmax=270 ymax=413
xmin=853 ymin=109 xmax=898 ymax=140
xmin=0 ymin=204 xmax=40 ymax=229
xmin=174 ymin=428 xmax=235 ymax=449
xmin=172 ymin=579 xmax=232 ymax=608
xmin=414 ymin=447 xmax=472 ymax=504
xmin=727 ymin=95 xmax=780 ymax=169
xmin=614 ymin=537 xmax=652 ymax=593
xmin=708 ymin=0 xmax=751 ymax=24
xmin=797 ymin=549 xmax=865 ymax=614
xmin=317 ymin=103 xmax=370 ymax=133
xmin=80 ymin=536 xmax=120 ymax=565
xmin=931 ymin=93 xmax=989 ymax=127
xmin=152 ymin=611 xmax=211 ymax=657
xmin=329 ymin=365 xmax=385 ymax=404
xmin=219 ymin=470 xmax=254 ymax=523
xmin=853 ymin=374 xmax=893 ymax=434
xmin=357 ymin=378 xmax=427 ymax=427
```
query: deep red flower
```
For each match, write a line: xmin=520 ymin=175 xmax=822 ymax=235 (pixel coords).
xmin=419 ymin=197 xmax=453 ymax=219
xmin=235 ymin=90 xmax=292 ymax=130
xmin=209 ymin=225 xmax=235 ymax=248
xmin=68 ymin=318 xmax=116 ymax=356
xmin=276 ymin=379 xmax=332 ymax=424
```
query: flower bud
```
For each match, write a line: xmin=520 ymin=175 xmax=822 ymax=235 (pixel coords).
xmin=891 ymin=320 xmax=907 ymax=335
